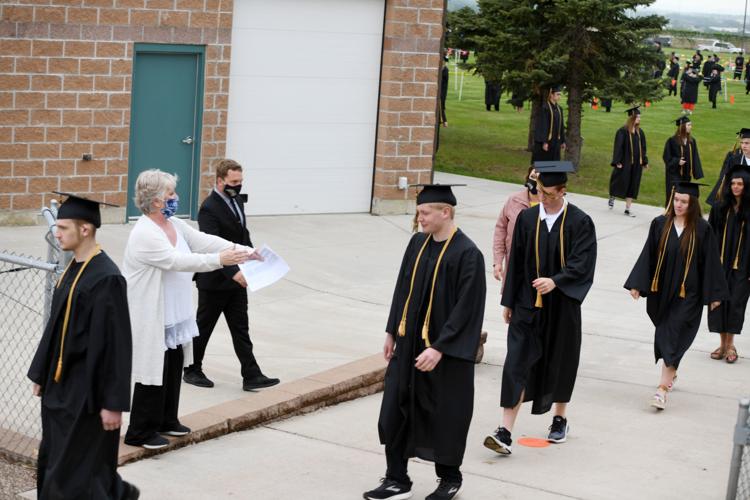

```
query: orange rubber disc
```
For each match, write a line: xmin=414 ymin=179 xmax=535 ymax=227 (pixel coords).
xmin=517 ymin=437 xmax=551 ymax=448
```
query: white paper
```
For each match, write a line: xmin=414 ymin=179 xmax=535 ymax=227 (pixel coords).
xmin=239 ymin=245 xmax=290 ymax=292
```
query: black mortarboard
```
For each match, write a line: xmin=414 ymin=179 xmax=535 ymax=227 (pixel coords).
xmin=673 ymin=182 xmax=706 ymax=198
xmin=675 ymin=115 xmax=691 ymax=126
xmin=534 ymin=161 xmax=576 ymax=187
xmin=625 ymin=105 xmax=641 ymax=116
xmin=740 ymin=128 xmax=750 ymax=139
xmin=727 ymin=164 xmax=750 ymax=181
xmin=54 ymin=191 xmax=117 ymax=228
xmin=412 ymin=184 xmax=465 ymax=206
xmin=549 ymin=84 xmax=563 ymax=93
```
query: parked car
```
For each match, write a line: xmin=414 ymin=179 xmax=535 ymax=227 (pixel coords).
xmin=697 ymin=40 xmax=742 ymax=53
xmin=644 ymin=35 xmax=672 ymax=47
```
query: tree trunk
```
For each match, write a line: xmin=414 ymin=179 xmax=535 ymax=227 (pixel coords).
xmin=527 ymin=95 xmax=542 ymax=152
xmin=565 ymin=78 xmax=583 ymax=168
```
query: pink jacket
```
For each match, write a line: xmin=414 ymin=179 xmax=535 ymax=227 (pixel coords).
xmin=493 ymin=189 xmax=531 ymax=291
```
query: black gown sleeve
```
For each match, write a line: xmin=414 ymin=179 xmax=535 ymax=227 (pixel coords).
xmin=534 ymin=105 xmax=550 ymax=144
xmin=663 ymin=138 xmax=681 ymax=175
xmin=699 ymin=222 xmax=730 ymax=305
xmin=87 ymin=275 xmax=132 ymax=412
xmin=28 ymin=326 xmax=53 ymax=386
xmin=641 ymin=130 xmax=649 ymax=166
xmin=692 ymin=138 xmax=704 ymax=179
xmin=550 ymin=211 xmax=597 ymax=303
xmin=559 ymin=106 xmax=566 ymax=144
xmin=611 ymin=128 xmax=626 ymax=167
xmin=624 ymin=217 xmax=661 ymax=295
xmin=707 ymin=151 xmax=733 ymax=206
xmin=385 ymin=234 xmax=419 ymax=335
xmin=430 ymin=247 xmax=486 ymax=361
xmin=500 ymin=210 xmax=530 ymax=309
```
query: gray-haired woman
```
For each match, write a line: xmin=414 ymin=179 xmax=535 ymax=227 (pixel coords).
xmin=123 ymin=169 xmax=261 ymax=449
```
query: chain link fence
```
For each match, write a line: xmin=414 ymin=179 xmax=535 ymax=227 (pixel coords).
xmin=727 ymin=399 xmax=750 ymax=500
xmin=0 ymin=203 xmax=68 ymax=464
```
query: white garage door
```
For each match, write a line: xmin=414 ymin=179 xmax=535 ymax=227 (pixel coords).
xmin=226 ymin=0 xmax=385 ymax=215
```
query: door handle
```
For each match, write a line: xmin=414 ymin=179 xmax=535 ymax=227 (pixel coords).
xmin=181 ymin=136 xmax=193 ymax=145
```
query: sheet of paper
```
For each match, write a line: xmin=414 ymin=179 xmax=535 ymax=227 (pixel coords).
xmin=238 ymin=245 xmax=290 ymax=292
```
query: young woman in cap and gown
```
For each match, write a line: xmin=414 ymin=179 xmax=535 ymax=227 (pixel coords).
xmin=707 ymin=129 xmax=750 ymax=207
xmin=608 ymin=106 xmax=649 ymax=217
xmin=663 ymin=116 xmax=703 ymax=206
xmin=532 ymin=85 xmax=566 ymax=162
xmin=624 ymin=182 xmax=728 ymax=410
xmin=707 ymin=165 xmax=750 ymax=364
xmin=365 ymin=184 xmax=486 ymax=500
xmin=484 ymin=161 xmax=597 ymax=455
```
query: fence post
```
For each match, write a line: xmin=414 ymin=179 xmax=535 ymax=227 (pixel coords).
xmin=727 ymin=398 xmax=750 ymax=500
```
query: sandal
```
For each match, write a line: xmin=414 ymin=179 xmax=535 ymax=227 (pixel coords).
xmin=726 ymin=346 xmax=738 ymax=364
xmin=667 ymin=373 xmax=677 ymax=392
xmin=710 ymin=347 xmax=726 ymax=360
xmin=650 ymin=385 xmax=668 ymax=410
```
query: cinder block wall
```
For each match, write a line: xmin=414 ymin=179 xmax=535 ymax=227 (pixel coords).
xmin=371 ymin=0 xmax=444 ymax=216
xmin=0 ymin=0 xmax=232 ymax=223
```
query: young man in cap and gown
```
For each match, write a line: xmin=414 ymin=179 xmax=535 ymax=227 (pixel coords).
xmin=27 ymin=193 xmax=138 ymax=499
xmin=608 ymin=106 xmax=649 ymax=216
xmin=484 ymin=162 xmax=597 ymax=455
xmin=364 ymin=184 xmax=486 ymax=500
xmin=625 ymin=182 xmax=727 ymax=409
xmin=532 ymin=85 xmax=566 ymax=162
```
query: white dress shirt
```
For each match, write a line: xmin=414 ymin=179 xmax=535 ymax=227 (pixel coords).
xmin=538 ymin=198 xmax=568 ymax=232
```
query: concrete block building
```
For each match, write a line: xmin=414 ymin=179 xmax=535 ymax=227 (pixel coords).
xmin=0 ymin=0 xmax=446 ymax=223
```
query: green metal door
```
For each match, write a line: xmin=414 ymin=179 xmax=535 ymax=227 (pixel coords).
xmin=127 ymin=44 xmax=205 ymax=219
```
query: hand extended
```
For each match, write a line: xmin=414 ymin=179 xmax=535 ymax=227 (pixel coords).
xmin=100 ymin=409 xmax=122 ymax=431
xmin=630 ymin=289 xmax=640 ymax=300
xmin=232 ymin=270 xmax=248 ymax=288
xmin=383 ymin=333 xmax=395 ymax=361
xmin=220 ymin=247 xmax=251 ymax=266
xmin=532 ymin=277 xmax=556 ymax=295
xmin=493 ymin=264 xmax=502 ymax=282
xmin=710 ymin=301 xmax=721 ymax=311
xmin=32 ymin=383 xmax=41 ymax=397
xmin=679 ymin=157 xmax=686 ymax=166
xmin=503 ymin=307 xmax=512 ymax=324
xmin=415 ymin=347 xmax=442 ymax=372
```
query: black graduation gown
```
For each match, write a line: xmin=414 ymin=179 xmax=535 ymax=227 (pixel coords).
xmin=378 ymin=230 xmax=486 ymax=467
xmin=663 ymin=136 xmax=703 ymax=204
xmin=28 ymin=252 xmax=132 ymax=500
xmin=736 ymin=57 xmax=745 ymax=78
xmin=624 ymin=217 xmax=728 ymax=368
xmin=610 ymin=127 xmax=648 ymax=199
xmin=681 ymin=73 xmax=701 ymax=104
xmin=500 ymin=203 xmax=597 ymax=414
xmin=532 ymin=101 xmax=565 ymax=162
xmin=708 ymin=206 xmax=750 ymax=335
xmin=707 ymin=152 xmax=749 ymax=206
xmin=484 ymin=80 xmax=501 ymax=110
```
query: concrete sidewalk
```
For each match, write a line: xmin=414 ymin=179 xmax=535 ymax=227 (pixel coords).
xmin=7 ymin=171 xmax=750 ymax=498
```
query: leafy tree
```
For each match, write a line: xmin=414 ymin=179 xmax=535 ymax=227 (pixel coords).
xmin=470 ymin=0 xmax=667 ymax=166
xmin=445 ymin=6 xmax=480 ymax=51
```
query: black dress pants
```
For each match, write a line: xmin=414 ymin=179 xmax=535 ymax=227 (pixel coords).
xmin=125 ymin=346 xmax=183 ymax=444
xmin=187 ymin=289 xmax=262 ymax=381
xmin=385 ymin=443 xmax=462 ymax=486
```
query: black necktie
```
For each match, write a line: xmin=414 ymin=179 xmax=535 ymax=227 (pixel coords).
xmin=231 ymin=199 xmax=243 ymax=224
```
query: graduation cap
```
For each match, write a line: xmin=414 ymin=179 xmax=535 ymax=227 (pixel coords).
xmin=53 ymin=191 xmax=117 ymax=228
xmin=675 ymin=115 xmax=691 ymax=126
xmin=673 ymin=181 xmax=706 ymax=198
xmin=549 ymin=84 xmax=564 ymax=93
xmin=727 ymin=164 xmax=750 ymax=181
xmin=740 ymin=128 xmax=750 ymax=139
xmin=534 ymin=161 xmax=576 ymax=187
xmin=625 ymin=105 xmax=641 ymax=116
xmin=412 ymin=184 xmax=465 ymax=206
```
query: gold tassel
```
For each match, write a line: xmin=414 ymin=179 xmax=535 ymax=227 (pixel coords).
xmin=679 ymin=232 xmax=695 ymax=300
xmin=54 ymin=359 xmax=63 ymax=383
xmin=650 ymin=277 xmax=659 ymax=293
xmin=421 ymin=323 xmax=431 ymax=347
xmin=420 ymin=228 xmax=458 ymax=346
xmin=397 ymin=236 xmax=432 ymax=337
xmin=398 ymin=318 xmax=406 ymax=337
xmin=534 ymin=210 xmax=543 ymax=309
xmin=664 ymin=186 xmax=675 ymax=213
xmin=535 ymin=291 xmax=543 ymax=308
xmin=679 ymin=283 xmax=686 ymax=298
xmin=734 ymin=222 xmax=745 ymax=270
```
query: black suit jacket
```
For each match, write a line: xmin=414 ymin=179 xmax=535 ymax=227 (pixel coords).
xmin=194 ymin=190 xmax=253 ymax=291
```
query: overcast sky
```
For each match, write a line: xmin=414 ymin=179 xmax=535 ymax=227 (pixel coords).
xmin=649 ymin=0 xmax=748 ymax=15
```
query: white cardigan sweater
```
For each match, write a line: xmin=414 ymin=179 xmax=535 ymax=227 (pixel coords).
xmin=124 ymin=216 xmax=240 ymax=385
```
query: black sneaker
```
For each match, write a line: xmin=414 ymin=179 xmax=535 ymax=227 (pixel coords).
xmin=159 ymin=423 xmax=191 ymax=437
xmin=124 ymin=433 xmax=169 ymax=450
xmin=426 ymin=479 xmax=462 ymax=499
xmin=363 ymin=478 xmax=412 ymax=500
xmin=183 ymin=369 xmax=214 ymax=388
xmin=483 ymin=426 xmax=512 ymax=455
xmin=624 ymin=209 xmax=636 ymax=218
xmin=608 ymin=197 xmax=614 ymax=209
xmin=547 ymin=416 xmax=569 ymax=443
xmin=243 ymin=375 xmax=280 ymax=391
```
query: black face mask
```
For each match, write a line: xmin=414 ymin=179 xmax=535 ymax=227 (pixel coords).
xmin=224 ymin=184 xmax=242 ymax=198
xmin=525 ymin=180 xmax=537 ymax=195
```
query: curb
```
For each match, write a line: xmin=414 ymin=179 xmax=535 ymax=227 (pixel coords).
xmin=117 ymin=353 xmax=387 ymax=465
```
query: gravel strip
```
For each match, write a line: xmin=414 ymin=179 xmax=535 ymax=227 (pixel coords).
xmin=0 ymin=458 xmax=35 ymax=499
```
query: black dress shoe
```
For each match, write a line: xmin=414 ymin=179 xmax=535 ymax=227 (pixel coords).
xmin=243 ymin=375 xmax=280 ymax=391
xmin=183 ymin=369 xmax=214 ymax=388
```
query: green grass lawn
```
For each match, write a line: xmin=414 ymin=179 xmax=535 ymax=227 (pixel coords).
xmin=435 ymin=52 xmax=750 ymax=207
